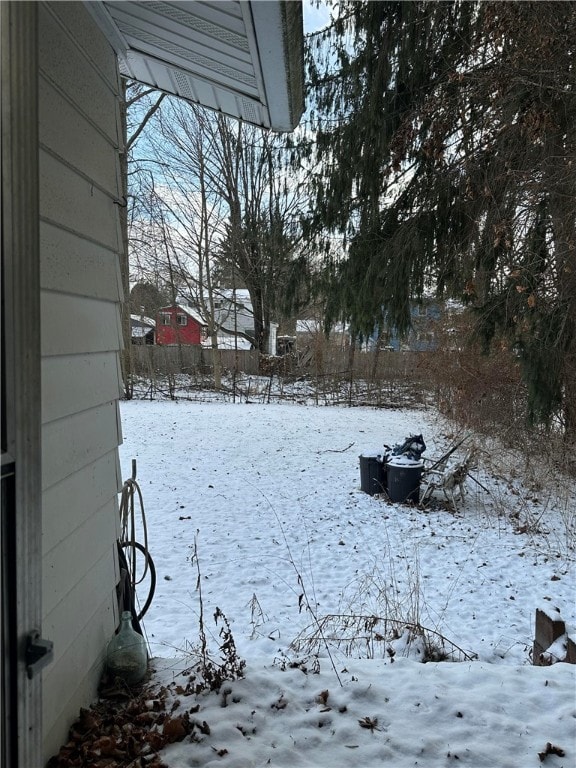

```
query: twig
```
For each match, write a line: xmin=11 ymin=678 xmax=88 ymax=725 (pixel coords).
xmin=190 ymin=531 xmax=208 ymax=669
xmin=249 ymin=483 xmax=343 ymax=686
xmin=292 ymin=614 xmax=477 ymax=663
xmin=318 ymin=441 xmax=355 ymax=454
xmin=426 ymin=434 xmax=470 ymax=473
xmin=466 ymin=471 xmax=490 ymax=494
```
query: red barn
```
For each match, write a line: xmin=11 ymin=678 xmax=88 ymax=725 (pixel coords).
xmin=156 ymin=305 xmax=207 ymax=346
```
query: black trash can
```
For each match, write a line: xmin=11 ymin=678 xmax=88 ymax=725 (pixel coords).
xmin=386 ymin=460 xmax=423 ymax=503
xmin=359 ymin=454 xmax=386 ymax=496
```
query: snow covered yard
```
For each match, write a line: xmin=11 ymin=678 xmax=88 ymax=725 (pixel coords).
xmin=116 ymin=399 xmax=575 ymax=768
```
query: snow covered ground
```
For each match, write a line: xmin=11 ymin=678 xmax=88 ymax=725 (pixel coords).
xmin=118 ymin=398 xmax=575 ymax=768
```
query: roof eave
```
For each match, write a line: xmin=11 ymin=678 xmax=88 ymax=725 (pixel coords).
xmin=247 ymin=1 xmax=304 ymax=132
xmin=85 ymin=0 xmax=304 ymax=132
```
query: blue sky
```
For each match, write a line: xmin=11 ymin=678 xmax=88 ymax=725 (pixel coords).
xmin=302 ymin=0 xmax=331 ymax=33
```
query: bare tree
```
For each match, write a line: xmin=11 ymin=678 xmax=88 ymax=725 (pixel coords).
xmin=120 ymin=82 xmax=166 ymax=398
xmin=129 ymin=109 xmax=232 ymax=387
xmin=132 ymin=98 xmax=310 ymax=357
xmin=211 ymin=114 xmax=308 ymax=354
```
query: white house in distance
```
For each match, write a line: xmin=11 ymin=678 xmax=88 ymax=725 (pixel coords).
xmin=193 ymin=288 xmax=279 ymax=354
xmin=214 ymin=288 xmax=255 ymax=339
xmin=0 ymin=2 xmax=303 ymax=765
xmin=130 ymin=313 xmax=156 ymax=345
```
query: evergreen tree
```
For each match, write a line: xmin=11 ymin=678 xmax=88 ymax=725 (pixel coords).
xmin=129 ymin=281 xmax=170 ymax=320
xmin=301 ymin=1 xmax=576 ymax=435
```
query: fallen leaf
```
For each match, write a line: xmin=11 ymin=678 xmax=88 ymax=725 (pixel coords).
xmin=198 ymin=720 xmax=211 ymax=735
xmin=163 ymin=716 xmax=187 ymax=743
xmin=538 ymin=742 xmax=565 ymax=761
xmin=145 ymin=730 xmax=166 ymax=751
xmin=271 ymin=695 xmax=287 ymax=710
xmin=92 ymin=735 xmax=117 ymax=756
xmin=358 ymin=716 xmax=379 ymax=731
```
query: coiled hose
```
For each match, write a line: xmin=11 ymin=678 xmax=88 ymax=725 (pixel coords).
xmin=118 ymin=460 xmax=156 ymax=624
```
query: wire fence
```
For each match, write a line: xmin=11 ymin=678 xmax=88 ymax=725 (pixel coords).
xmin=127 ymin=344 xmax=433 ymax=408
xmin=125 ymin=341 xmax=576 ymax=482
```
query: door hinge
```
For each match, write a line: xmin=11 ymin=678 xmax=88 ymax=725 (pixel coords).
xmin=26 ymin=631 xmax=54 ymax=679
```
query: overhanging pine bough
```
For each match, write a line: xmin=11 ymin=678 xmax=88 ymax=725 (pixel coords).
xmin=300 ymin=1 xmax=576 ymax=435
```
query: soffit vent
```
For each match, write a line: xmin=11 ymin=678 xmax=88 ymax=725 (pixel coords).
xmin=114 ymin=19 xmax=256 ymax=86
xmin=85 ymin=0 xmax=304 ymax=131
xmin=142 ymin=1 xmax=249 ymax=51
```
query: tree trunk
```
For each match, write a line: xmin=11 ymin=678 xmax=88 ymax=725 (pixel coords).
xmin=209 ymin=330 xmax=222 ymax=390
xmin=347 ymin=336 xmax=356 ymax=406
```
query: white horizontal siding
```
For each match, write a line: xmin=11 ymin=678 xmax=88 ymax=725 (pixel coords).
xmin=39 ymin=5 xmax=125 ymax=759
xmin=42 ymin=594 xmax=117 ymax=762
xmin=42 ymin=451 xmax=122 ymax=556
xmin=40 ymin=150 xmax=122 ymax=251
xmin=39 ymin=76 xmax=120 ymax=195
xmin=41 ymin=221 xmax=123 ymax=302
xmin=46 ymin=2 xmax=119 ymax=88
xmin=39 ymin=4 xmax=119 ymax=140
xmin=42 ymin=499 xmax=119 ymax=619
xmin=42 ymin=352 xmax=122 ymax=425
xmin=41 ymin=292 xmax=122 ymax=357
xmin=42 ymin=401 xmax=122 ymax=491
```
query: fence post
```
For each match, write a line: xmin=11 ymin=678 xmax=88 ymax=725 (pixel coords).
xmin=533 ymin=607 xmax=571 ymax=665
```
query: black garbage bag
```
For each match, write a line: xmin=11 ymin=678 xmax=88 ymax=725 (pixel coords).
xmin=390 ymin=434 xmax=426 ymax=461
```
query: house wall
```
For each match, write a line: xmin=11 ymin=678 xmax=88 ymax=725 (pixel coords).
xmin=215 ymin=291 xmax=256 ymax=339
xmin=156 ymin=307 xmax=203 ymax=345
xmin=366 ymin=302 xmax=442 ymax=352
xmin=38 ymin=3 xmax=124 ymax=760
